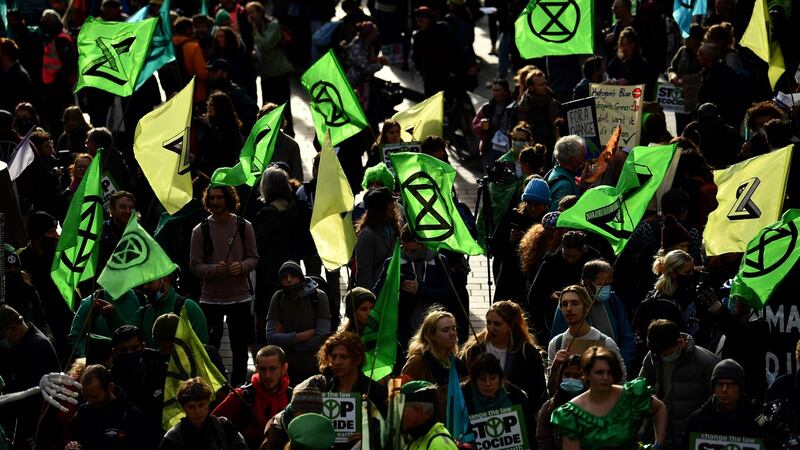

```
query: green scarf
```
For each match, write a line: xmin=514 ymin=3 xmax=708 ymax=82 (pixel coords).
xmin=470 ymin=383 xmax=511 ymax=413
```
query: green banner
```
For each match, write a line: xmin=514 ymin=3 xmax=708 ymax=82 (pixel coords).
xmin=362 ymin=241 xmax=401 ymax=381
xmin=301 ymin=49 xmax=368 ymax=147
xmin=514 ymin=0 xmax=594 ymax=58
xmin=50 ymin=151 xmax=105 ymax=309
xmin=390 ymin=152 xmax=484 ymax=256
xmin=75 ymin=17 xmax=157 ymax=96
xmin=211 ymin=103 xmax=286 ymax=187
xmin=731 ymin=209 xmax=800 ymax=308
xmin=97 ymin=214 xmax=178 ymax=300
xmin=557 ymin=144 xmax=676 ymax=254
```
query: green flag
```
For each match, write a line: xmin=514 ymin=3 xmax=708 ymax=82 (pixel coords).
xmin=362 ymin=240 xmax=401 ymax=381
xmin=210 ymin=103 xmax=286 ymax=187
xmin=301 ymin=49 xmax=368 ymax=147
xmin=50 ymin=151 xmax=105 ymax=309
xmin=390 ymin=153 xmax=484 ymax=256
xmin=557 ymin=143 xmax=677 ymax=254
xmin=97 ymin=213 xmax=178 ymax=300
xmin=127 ymin=0 xmax=175 ymax=90
xmin=514 ymin=0 xmax=594 ymax=58
xmin=75 ymin=17 xmax=158 ymax=97
xmin=730 ymin=209 xmax=800 ymax=308
xmin=475 ymin=151 xmax=521 ymax=250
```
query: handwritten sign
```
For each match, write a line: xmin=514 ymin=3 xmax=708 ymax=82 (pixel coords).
xmin=100 ymin=175 xmax=118 ymax=212
xmin=563 ymin=97 xmax=601 ymax=157
xmin=590 ymin=84 xmax=644 ymax=148
xmin=468 ymin=405 xmax=529 ymax=450
xmin=689 ymin=432 xmax=765 ymax=450
xmin=656 ymin=83 xmax=687 ymax=113
xmin=321 ymin=392 xmax=362 ymax=443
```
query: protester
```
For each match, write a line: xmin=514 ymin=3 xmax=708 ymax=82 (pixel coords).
xmin=286 ymin=413 xmax=336 ymax=450
xmin=173 ymin=17 xmax=209 ymax=102
xmin=159 ymin=377 xmax=248 ymax=450
xmin=354 ymin=186 xmax=402 ymax=290
xmin=258 ymin=103 xmax=303 ymax=181
xmin=98 ymin=191 xmax=135 ymax=270
xmin=339 ymin=287 xmax=376 ymax=335
xmin=190 ymin=185 xmax=259 ymax=386
xmin=400 ymin=380 xmax=459 ymax=450
xmin=266 ymin=261 xmax=331 ymax=384
xmin=212 ymin=345 xmax=292 ymax=449
xmin=472 ymin=78 xmax=517 ymax=167
xmin=461 ymin=353 xmax=533 ymax=434
xmin=545 ymin=135 xmax=587 ymax=210
xmin=640 ymin=319 xmax=718 ymax=448
xmin=536 ymin=354 xmax=584 ymax=450
xmin=517 ymin=69 xmax=561 ymax=153
xmin=260 ymin=374 xmax=327 ymax=450
xmin=550 ymin=347 xmax=668 ymax=449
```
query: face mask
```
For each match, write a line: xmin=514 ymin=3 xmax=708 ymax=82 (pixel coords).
xmin=406 ymin=248 xmax=426 ymax=261
xmin=661 ymin=349 xmax=681 ymax=362
xmin=595 ymin=285 xmax=611 ymax=302
xmin=114 ymin=350 xmax=143 ymax=371
xmin=282 ymin=281 xmax=304 ymax=297
xmin=0 ymin=339 xmax=11 ymax=349
xmin=559 ymin=378 xmax=585 ymax=394
xmin=511 ymin=140 xmax=527 ymax=151
xmin=677 ymin=273 xmax=697 ymax=289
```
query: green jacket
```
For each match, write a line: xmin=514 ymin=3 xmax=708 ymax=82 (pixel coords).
xmin=252 ymin=19 xmax=293 ymax=78
xmin=68 ymin=290 xmax=141 ymax=356
xmin=545 ymin=165 xmax=580 ymax=211
xmin=406 ymin=422 xmax=458 ymax=450
xmin=107 ymin=287 xmax=208 ymax=348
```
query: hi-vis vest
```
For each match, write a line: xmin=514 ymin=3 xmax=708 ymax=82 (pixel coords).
xmin=42 ymin=32 xmax=73 ymax=85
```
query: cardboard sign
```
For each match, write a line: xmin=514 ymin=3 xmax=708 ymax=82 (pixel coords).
xmin=100 ymin=175 xmax=118 ymax=212
xmin=563 ymin=97 xmax=602 ymax=157
xmin=689 ymin=432 xmax=765 ymax=450
xmin=468 ymin=405 xmax=529 ymax=450
xmin=656 ymin=83 xmax=687 ymax=113
xmin=381 ymin=142 xmax=421 ymax=175
xmin=321 ymin=392 xmax=362 ymax=443
xmin=590 ymin=84 xmax=645 ymax=149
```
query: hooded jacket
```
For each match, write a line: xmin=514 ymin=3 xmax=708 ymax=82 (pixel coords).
xmin=640 ymin=333 xmax=719 ymax=448
xmin=681 ymin=395 xmax=764 ymax=449
xmin=265 ymin=277 xmax=332 ymax=375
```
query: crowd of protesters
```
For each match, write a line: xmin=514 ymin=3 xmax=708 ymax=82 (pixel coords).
xmin=2 ymin=0 xmax=800 ymax=449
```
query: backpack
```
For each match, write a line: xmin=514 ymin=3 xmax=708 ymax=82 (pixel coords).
xmin=238 ymin=384 xmax=293 ymax=422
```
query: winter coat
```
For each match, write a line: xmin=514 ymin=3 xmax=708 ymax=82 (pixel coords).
xmin=354 ymin=223 xmax=397 ymax=290
xmin=159 ymin=416 xmax=248 ymax=450
xmin=682 ymin=395 xmax=764 ymax=449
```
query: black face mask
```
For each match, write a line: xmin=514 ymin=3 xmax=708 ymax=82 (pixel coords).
xmin=114 ymin=350 xmax=144 ymax=372
xmin=282 ymin=281 xmax=304 ymax=297
xmin=677 ymin=273 xmax=697 ymax=290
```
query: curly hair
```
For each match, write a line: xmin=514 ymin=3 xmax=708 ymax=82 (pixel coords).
xmin=202 ymin=185 xmax=240 ymax=213
xmin=519 ymin=224 xmax=565 ymax=274
xmin=317 ymin=332 xmax=366 ymax=372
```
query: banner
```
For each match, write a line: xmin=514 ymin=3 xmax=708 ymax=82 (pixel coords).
xmin=673 ymin=0 xmax=707 ymax=38
xmin=563 ymin=97 xmax=601 ymax=157
xmin=362 ymin=241 xmax=401 ymax=381
xmin=590 ymin=84 xmax=644 ymax=148
xmin=656 ymin=83 xmax=687 ymax=113
xmin=468 ymin=405 xmax=529 ymax=450
xmin=740 ymin=0 xmax=784 ymax=88
xmin=321 ymin=392 xmax=362 ymax=443
xmin=392 ymin=91 xmax=444 ymax=142
xmin=689 ymin=433 xmax=765 ymax=450
xmin=381 ymin=142 xmax=421 ymax=175
xmin=514 ymin=0 xmax=594 ymax=58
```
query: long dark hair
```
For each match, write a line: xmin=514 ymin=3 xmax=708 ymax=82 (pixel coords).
xmin=208 ymin=91 xmax=241 ymax=130
xmin=355 ymin=198 xmax=401 ymax=236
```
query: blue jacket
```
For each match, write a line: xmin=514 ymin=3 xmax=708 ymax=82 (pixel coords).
xmin=545 ymin=166 xmax=579 ymax=211
xmin=550 ymin=291 xmax=636 ymax=370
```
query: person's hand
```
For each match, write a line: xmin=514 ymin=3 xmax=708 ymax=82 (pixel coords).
xmin=65 ymin=442 xmax=82 ymax=450
xmin=228 ymin=261 xmax=243 ymax=276
xmin=553 ymin=349 xmax=570 ymax=367
xmin=91 ymin=298 xmax=114 ymax=316
xmin=215 ymin=261 xmax=228 ymax=274
xmin=401 ymin=279 xmax=418 ymax=295
xmin=296 ymin=329 xmax=315 ymax=342
xmin=347 ymin=433 xmax=363 ymax=443
xmin=510 ymin=229 xmax=524 ymax=241
xmin=550 ymin=291 xmax=561 ymax=303
xmin=670 ymin=76 xmax=683 ymax=87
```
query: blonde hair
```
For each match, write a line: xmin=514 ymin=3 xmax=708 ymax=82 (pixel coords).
xmin=560 ymin=285 xmax=593 ymax=310
xmin=407 ymin=309 xmax=457 ymax=359
xmin=652 ymin=249 xmax=693 ymax=296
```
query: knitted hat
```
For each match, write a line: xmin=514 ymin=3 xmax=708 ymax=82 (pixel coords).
xmin=26 ymin=211 xmax=58 ymax=240
xmin=344 ymin=287 xmax=376 ymax=310
xmin=363 ymin=187 xmax=393 ymax=211
xmin=278 ymin=260 xmax=303 ymax=279
xmin=521 ymin=178 xmax=551 ymax=204
xmin=541 ymin=211 xmax=561 ymax=229
xmin=290 ymin=375 xmax=326 ymax=414
xmin=215 ymin=8 xmax=231 ymax=26
xmin=711 ymin=358 xmax=745 ymax=388
xmin=0 ymin=304 xmax=21 ymax=330
xmin=152 ymin=313 xmax=179 ymax=344
xmin=287 ymin=413 xmax=335 ymax=450
xmin=401 ymin=380 xmax=437 ymax=403
xmin=661 ymin=214 xmax=691 ymax=250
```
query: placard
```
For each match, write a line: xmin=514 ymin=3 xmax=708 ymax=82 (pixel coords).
xmin=101 ymin=175 xmax=118 ymax=212
xmin=381 ymin=142 xmax=421 ymax=175
xmin=468 ymin=405 xmax=529 ymax=450
xmin=689 ymin=432 xmax=765 ymax=450
xmin=563 ymin=97 xmax=602 ymax=157
xmin=656 ymin=83 xmax=687 ymax=113
xmin=321 ymin=392 xmax=362 ymax=443
xmin=590 ymin=84 xmax=644 ymax=148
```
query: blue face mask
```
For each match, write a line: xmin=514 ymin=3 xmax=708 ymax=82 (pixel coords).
xmin=595 ymin=285 xmax=611 ymax=302
xmin=559 ymin=378 xmax=585 ymax=394
xmin=661 ymin=349 xmax=681 ymax=363
xmin=511 ymin=140 xmax=527 ymax=151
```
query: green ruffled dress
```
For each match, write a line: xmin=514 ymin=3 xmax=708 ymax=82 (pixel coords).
xmin=550 ymin=378 xmax=654 ymax=450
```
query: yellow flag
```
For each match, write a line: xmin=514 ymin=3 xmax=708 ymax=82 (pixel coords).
xmin=392 ymin=91 xmax=444 ymax=142
xmin=310 ymin=131 xmax=356 ymax=270
xmin=134 ymin=78 xmax=194 ymax=214
xmin=162 ymin=306 xmax=227 ymax=430
xmin=740 ymin=0 xmax=785 ymax=88
xmin=704 ymin=145 xmax=793 ymax=256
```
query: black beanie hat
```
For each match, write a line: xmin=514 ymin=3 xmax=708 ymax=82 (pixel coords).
xmin=278 ymin=260 xmax=303 ymax=279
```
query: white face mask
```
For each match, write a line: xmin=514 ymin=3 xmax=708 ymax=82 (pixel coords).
xmin=595 ymin=285 xmax=611 ymax=302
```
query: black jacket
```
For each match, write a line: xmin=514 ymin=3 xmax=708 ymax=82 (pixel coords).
xmin=71 ymin=388 xmax=153 ymax=450
xmin=681 ymin=396 xmax=765 ymax=450
xmin=159 ymin=416 xmax=248 ymax=450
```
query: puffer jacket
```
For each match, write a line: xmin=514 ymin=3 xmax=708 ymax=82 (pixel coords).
xmin=639 ymin=333 xmax=718 ymax=448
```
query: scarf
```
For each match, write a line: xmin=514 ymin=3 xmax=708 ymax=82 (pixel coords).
xmin=470 ymin=384 xmax=511 ymax=413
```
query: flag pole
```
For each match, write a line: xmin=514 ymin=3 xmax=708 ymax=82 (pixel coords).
xmin=436 ymin=253 xmax=479 ymax=342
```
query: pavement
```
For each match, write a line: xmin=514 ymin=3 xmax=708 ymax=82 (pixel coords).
xmin=219 ymin=13 xmax=500 ymax=375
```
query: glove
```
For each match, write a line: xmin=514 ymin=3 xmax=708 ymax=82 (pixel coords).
xmin=40 ymin=373 xmax=81 ymax=413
